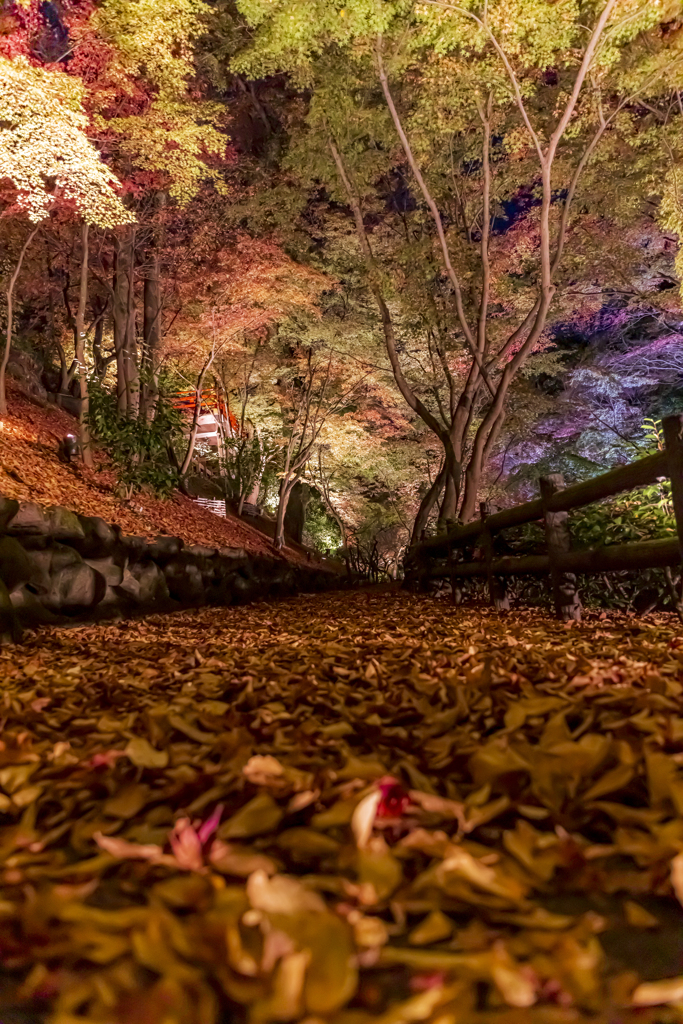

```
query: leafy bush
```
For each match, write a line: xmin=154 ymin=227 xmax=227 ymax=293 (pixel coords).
xmin=87 ymin=378 xmax=185 ymax=498
xmin=572 ymin=419 xmax=675 ymax=548
xmin=303 ymin=491 xmax=341 ymax=552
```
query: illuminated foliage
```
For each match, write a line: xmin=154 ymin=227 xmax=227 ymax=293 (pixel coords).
xmin=232 ymin=0 xmax=683 ymax=531
xmin=0 ymin=55 xmax=131 ymax=226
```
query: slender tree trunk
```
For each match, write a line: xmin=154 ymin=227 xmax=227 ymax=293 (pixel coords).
xmin=125 ymin=226 xmax=139 ymax=419
xmin=0 ymin=226 xmax=39 ymax=418
xmin=75 ymin=223 xmax=93 ymax=468
xmin=92 ymin=300 xmax=109 ymax=380
xmin=46 ymin=251 xmax=70 ymax=400
xmin=275 ymin=476 xmax=295 ymax=550
xmin=179 ymin=347 xmax=216 ymax=479
xmin=437 ymin=444 xmax=460 ymax=527
xmin=410 ymin=463 xmax=446 ymax=547
xmin=438 ymin=474 xmax=458 ymax=526
xmin=112 ymin=230 xmax=130 ymax=416
xmin=320 ymin=486 xmax=347 ymax=547
xmin=53 ymin=336 xmax=76 ymax=401
xmin=142 ymin=191 xmax=166 ymax=421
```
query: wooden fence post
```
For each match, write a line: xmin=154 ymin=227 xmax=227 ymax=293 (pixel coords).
xmin=663 ymin=415 xmax=683 ymax=560
xmin=480 ymin=501 xmax=510 ymax=612
xmin=539 ymin=474 xmax=581 ymax=622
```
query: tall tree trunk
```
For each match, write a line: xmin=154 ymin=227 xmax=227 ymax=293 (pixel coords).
xmin=179 ymin=345 xmax=216 ymax=479
xmin=112 ymin=230 xmax=131 ymax=417
xmin=45 ymin=250 xmax=71 ymax=401
xmin=75 ymin=223 xmax=93 ymax=468
xmin=125 ymin=226 xmax=139 ymax=419
xmin=141 ymin=191 xmax=166 ymax=421
xmin=410 ymin=463 xmax=446 ymax=548
xmin=0 ymin=226 xmax=39 ymax=418
xmin=437 ymin=445 xmax=460 ymax=528
xmin=274 ymin=476 xmax=294 ymax=551
xmin=91 ymin=297 xmax=109 ymax=380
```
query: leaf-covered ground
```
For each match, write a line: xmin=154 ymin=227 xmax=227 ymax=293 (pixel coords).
xmin=1 ymin=591 xmax=683 ymax=1023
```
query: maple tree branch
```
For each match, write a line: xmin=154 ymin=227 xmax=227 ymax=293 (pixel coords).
xmin=475 ymin=92 xmax=493 ymax=360
xmin=0 ymin=225 xmax=40 ymax=418
xmin=376 ymin=34 xmax=496 ymax=398
xmin=426 ymin=329 xmax=452 ymax=426
xmin=422 ymin=0 xmax=617 ymax=297
xmin=180 ymin=331 xmax=218 ymax=478
xmin=75 ymin=222 xmax=93 ymax=467
xmin=327 ymin=135 xmax=447 ymax=442
xmin=420 ymin=0 xmax=544 ymax=161
xmin=316 ymin=448 xmax=347 ymax=546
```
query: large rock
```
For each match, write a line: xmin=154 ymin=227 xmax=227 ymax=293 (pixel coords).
xmin=23 ymin=548 xmax=53 ymax=595
xmin=0 ymin=578 xmax=21 ymax=643
xmin=10 ymin=585 xmax=62 ymax=624
xmin=0 ymin=497 xmax=19 ymax=533
xmin=46 ymin=391 xmax=82 ymax=418
xmin=51 ymin=543 xmax=83 ymax=574
xmin=147 ymin=535 xmax=184 ymax=561
xmin=113 ymin=562 xmax=168 ymax=606
xmin=48 ymin=506 xmax=85 ymax=544
xmin=7 ymin=502 xmax=49 ymax=538
xmin=115 ymin=567 xmax=140 ymax=603
xmin=217 ymin=547 xmax=248 ymax=565
xmin=121 ymin=536 xmax=148 ymax=562
xmin=43 ymin=563 xmax=106 ymax=613
xmin=0 ymin=537 xmax=32 ymax=592
xmin=164 ymin=559 xmax=204 ymax=603
xmin=7 ymin=349 xmax=47 ymax=405
xmin=74 ymin=516 xmax=120 ymax=558
xmin=23 ymin=541 xmax=85 ymax=595
xmin=186 ymin=544 xmax=217 ymax=560
xmin=131 ymin=561 xmax=169 ymax=605
xmin=85 ymin=557 xmax=124 ymax=588
xmin=9 ymin=506 xmax=84 ymax=548
xmin=231 ymin=573 xmax=258 ymax=601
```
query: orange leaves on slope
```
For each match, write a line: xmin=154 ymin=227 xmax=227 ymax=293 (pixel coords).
xmin=0 ymin=387 xmax=306 ymax=559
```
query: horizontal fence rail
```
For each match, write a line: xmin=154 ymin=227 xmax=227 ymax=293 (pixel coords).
xmin=407 ymin=414 xmax=683 ymax=621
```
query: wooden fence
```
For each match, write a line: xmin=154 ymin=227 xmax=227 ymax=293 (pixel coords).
xmin=405 ymin=414 xmax=683 ymax=621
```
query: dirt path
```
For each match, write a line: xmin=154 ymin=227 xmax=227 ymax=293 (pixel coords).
xmin=1 ymin=592 xmax=683 ymax=1022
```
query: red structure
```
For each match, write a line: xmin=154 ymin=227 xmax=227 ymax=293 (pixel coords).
xmin=171 ymin=388 xmax=240 ymax=446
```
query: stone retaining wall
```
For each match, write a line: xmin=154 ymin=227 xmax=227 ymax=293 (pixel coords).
xmin=0 ymin=496 xmax=342 ymax=641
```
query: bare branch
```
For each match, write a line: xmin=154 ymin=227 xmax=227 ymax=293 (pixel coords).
xmin=376 ymin=34 xmax=496 ymax=397
xmin=327 ymin=135 xmax=448 ymax=441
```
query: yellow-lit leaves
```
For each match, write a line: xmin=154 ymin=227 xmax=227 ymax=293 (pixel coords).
xmin=125 ymin=736 xmax=169 ymax=769
xmin=0 ymin=592 xmax=682 ymax=1021
xmin=0 ymin=57 xmax=132 ymax=227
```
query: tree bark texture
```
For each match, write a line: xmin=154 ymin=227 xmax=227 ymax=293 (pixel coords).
xmin=75 ymin=222 xmax=93 ymax=468
xmin=0 ymin=226 xmax=39 ymax=418
xmin=112 ymin=227 xmax=138 ymax=417
xmin=141 ymin=191 xmax=166 ymax=421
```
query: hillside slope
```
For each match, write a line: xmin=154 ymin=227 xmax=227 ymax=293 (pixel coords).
xmin=0 ymin=386 xmax=312 ymax=564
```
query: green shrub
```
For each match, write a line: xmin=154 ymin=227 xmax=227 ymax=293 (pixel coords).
xmin=303 ymin=492 xmax=342 ymax=552
xmin=488 ymin=419 xmax=680 ymax=612
xmin=87 ymin=379 xmax=185 ymax=498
